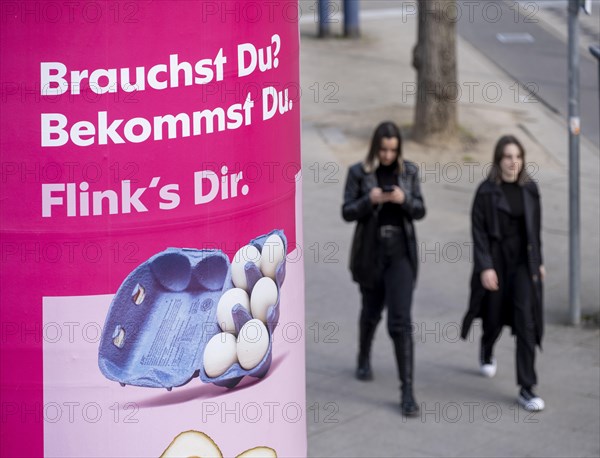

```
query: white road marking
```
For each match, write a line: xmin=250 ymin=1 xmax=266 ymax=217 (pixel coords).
xmin=496 ymin=32 xmax=536 ymax=43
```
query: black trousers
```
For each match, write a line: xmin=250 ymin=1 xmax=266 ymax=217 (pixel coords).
xmin=481 ymin=263 xmax=537 ymax=389
xmin=359 ymin=232 xmax=414 ymax=339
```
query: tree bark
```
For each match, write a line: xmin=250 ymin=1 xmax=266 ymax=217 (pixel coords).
xmin=412 ymin=0 xmax=458 ymax=142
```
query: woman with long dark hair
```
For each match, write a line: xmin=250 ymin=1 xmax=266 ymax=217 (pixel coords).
xmin=342 ymin=121 xmax=426 ymax=417
xmin=461 ymin=135 xmax=545 ymax=411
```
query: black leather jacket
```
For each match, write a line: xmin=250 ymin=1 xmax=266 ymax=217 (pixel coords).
xmin=342 ymin=160 xmax=426 ymax=288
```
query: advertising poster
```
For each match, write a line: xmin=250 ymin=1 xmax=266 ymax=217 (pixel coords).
xmin=0 ymin=1 xmax=305 ymax=456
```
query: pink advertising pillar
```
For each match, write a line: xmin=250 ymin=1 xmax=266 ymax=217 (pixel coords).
xmin=1 ymin=1 xmax=305 ymax=456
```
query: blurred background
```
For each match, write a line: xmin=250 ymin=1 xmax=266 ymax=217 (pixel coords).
xmin=299 ymin=1 xmax=599 ymax=456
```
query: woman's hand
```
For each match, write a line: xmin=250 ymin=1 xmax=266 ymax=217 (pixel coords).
xmin=369 ymin=187 xmax=386 ymax=204
xmin=540 ymin=265 xmax=546 ymax=282
xmin=481 ymin=269 xmax=499 ymax=291
xmin=388 ymin=186 xmax=406 ymax=204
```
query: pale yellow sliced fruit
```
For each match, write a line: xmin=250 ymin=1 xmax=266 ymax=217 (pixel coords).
xmin=160 ymin=430 xmax=223 ymax=458
xmin=236 ymin=446 xmax=277 ymax=458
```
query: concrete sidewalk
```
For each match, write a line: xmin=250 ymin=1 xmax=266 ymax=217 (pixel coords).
xmin=300 ymin=6 xmax=600 ymax=458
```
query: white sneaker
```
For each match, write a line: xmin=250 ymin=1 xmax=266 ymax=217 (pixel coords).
xmin=480 ymin=358 xmax=497 ymax=378
xmin=518 ymin=388 xmax=545 ymax=411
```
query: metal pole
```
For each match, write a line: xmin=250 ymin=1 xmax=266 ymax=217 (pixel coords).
xmin=590 ymin=46 xmax=600 ymax=131
xmin=344 ymin=0 xmax=360 ymax=38
xmin=318 ymin=0 xmax=331 ymax=38
xmin=568 ymin=0 xmax=581 ymax=325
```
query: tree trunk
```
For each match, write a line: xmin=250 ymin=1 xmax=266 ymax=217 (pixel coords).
xmin=412 ymin=0 xmax=458 ymax=142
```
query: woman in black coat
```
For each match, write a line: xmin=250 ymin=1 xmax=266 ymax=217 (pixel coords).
xmin=461 ymin=135 xmax=545 ymax=412
xmin=342 ymin=121 xmax=426 ymax=417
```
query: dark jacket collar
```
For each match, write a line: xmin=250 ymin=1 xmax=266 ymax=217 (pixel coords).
xmin=479 ymin=178 xmax=538 ymax=195
xmin=479 ymin=179 xmax=538 ymax=212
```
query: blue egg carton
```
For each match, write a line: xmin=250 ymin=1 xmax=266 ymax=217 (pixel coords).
xmin=98 ymin=230 xmax=286 ymax=390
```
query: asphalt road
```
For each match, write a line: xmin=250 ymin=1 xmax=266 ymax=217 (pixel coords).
xmin=457 ymin=0 xmax=600 ymax=148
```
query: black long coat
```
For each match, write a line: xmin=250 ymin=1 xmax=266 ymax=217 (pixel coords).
xmin=342 ymin=160 xmax=426 ymax=288
xmin=461 ymin=179 xmax=544 ymax=347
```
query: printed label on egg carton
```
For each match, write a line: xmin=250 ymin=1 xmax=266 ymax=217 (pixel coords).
xmin=97 ymin=230 xmax=286 ymax=390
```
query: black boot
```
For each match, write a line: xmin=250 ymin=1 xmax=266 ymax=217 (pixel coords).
xmin=394 ymin=333 xmax=419 ymax=417
xmin=356 ymin=320 xmax=377 ymax=381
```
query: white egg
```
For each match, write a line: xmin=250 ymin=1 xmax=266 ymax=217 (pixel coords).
xmin=260 ymin=234 xmax=285 ymax=280
xmin=216 ymin=288 xmax=250 ymax=334
xmin=231 ymin=244 xmax=261 ymax=291
xmin=203 ymin=332 xmax=238 ymax=378
xmin=236 ymin=319 xmax=269 ymax=370
xmin=250 ymin=277 xmax=278 ymax=323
